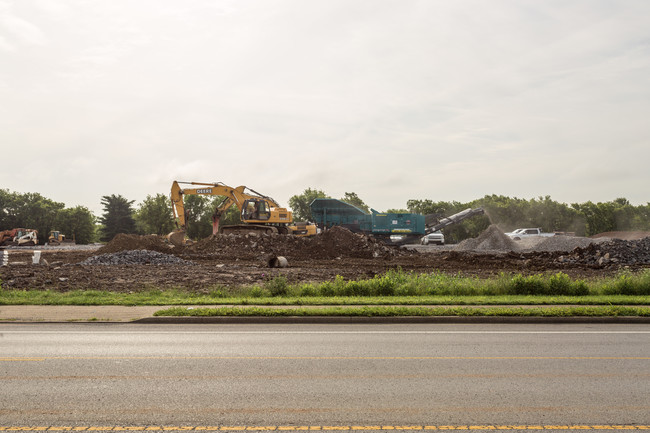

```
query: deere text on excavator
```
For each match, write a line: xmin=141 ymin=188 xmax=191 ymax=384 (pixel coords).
xmin=167 ymin=180 xmax=317 ymax=246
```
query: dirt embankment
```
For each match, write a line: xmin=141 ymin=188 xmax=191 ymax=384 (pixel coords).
xmin=1 ymin=226 xmax=648 ymax=293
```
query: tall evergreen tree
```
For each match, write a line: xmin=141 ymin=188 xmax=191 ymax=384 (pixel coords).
xmin=99 ymin=194 xmax=136 ymax=242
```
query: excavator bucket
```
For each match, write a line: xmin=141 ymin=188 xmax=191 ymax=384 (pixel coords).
xmin=167 ymin=230 xmax=186 ymax=247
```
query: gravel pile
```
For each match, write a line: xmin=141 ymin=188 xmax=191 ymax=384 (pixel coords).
xmin=456 ymin=225 xmax=518 ymax=252
xmin=557 ymin=237 xmax=650 ymax=267
xmin=455 ymin=225 xmax=611 ymax=254
xmin=79 ymin=249 xmax=194 ymax=266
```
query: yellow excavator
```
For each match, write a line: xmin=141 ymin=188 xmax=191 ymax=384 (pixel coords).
xmin=167 ymin=180 xmax=317 ymax=246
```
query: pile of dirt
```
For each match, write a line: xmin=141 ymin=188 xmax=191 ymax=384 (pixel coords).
xmin=97 ymin=234 xmax=172 ymax=255
xmin=456 ymin=225 xmax=518 ymax=252
xmin=557 ymin=237 xmax=650 ymax=267
xmin=184 ymin=226 xmax=403 ymax=261
xmin=590 ymin=231 xmax=650 ymax=241
xmin=518 ymin=235 xmax=602 ymax=253
xmin=303 ymin=226 xmax=402 ymax=259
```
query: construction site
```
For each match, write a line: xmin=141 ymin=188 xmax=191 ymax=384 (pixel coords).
xmin=1 ymin=181 xmax=649 ymax=293
xmin=1 ymin=225 xmax=649 ymax=293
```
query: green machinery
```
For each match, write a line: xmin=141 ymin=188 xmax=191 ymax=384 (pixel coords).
xmin=309 ymin=198 xmax=484 ymax=244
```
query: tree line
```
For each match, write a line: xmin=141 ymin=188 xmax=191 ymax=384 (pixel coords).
xmin=1 ymin=188 xmax=648 ymax=245
xmin=287 ymin=190 xmax=650 ymax=243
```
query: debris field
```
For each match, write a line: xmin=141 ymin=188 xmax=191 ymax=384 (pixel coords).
xmin=1 ymin=226 xmax=649 ymax=293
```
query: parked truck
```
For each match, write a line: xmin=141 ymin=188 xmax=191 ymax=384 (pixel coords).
xmin=505 ymin=228 xmax=575 ymax=240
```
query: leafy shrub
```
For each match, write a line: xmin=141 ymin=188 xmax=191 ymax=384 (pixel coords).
xmin=298 ymin=284 xmax=318 ymax=297
xmin=602 ymin=270 xmax=650 ymax=295
xmin=248 ymin=286 xmax=270 ymax=298
xmin=264 ymin=275 xmax=289 ymax=297
xmin=507 ymin=273 xmax=588 ymax=296
xmin=208 ymin=289 xmax=226 ymax=298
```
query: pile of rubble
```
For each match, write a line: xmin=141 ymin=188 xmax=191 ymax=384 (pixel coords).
xmin=557 ymin=237 xmax=650 ymax=267
xmin=456 ymin=225 xmax=518 ymax=252
xmin=79 ymin=249 xmax=194 ymax=266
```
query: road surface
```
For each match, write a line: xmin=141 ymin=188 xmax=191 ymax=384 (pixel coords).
xmin=1 ymin=323 xmax=649 ymax=430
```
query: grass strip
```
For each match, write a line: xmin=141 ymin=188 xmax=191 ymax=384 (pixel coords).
xmin=1 ymin=289 xmax=649 ymax=306
xmin=153 ymin=305 xmax=650 ymax=317
xmin=2 ymin=269 xmax=649 ymax=306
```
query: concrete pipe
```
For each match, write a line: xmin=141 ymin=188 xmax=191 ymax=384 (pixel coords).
xmin=268 ymin=256 xmax=288 ymax=268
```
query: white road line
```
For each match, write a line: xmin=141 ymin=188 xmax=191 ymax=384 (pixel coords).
xmin=2 ymin=330 xmax=650 ymax=334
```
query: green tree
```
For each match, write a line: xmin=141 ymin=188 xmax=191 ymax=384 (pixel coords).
xmin=179 ymin=195 xmax=244 ymax=240
xmin=135 ymin=194 xmax=175 ymax=236
xmin=0 ymin=190 xmax=64 ymax=243
xmin=341 ymin=192 xmax=370 ymax=213
xmin=182 ymin=194 xmax=212 ymax=240
xmin=217 ymin=200 xmax=242 ymax=227
xmin=99 ymin=194 xmax=136 ymax=242
xmin=571 ymin=201 xmax=615 ymax=236
xmin=0 ymin=189 xmax=20 ymax=229
xmin=55 ymin=206 xmax=96 ymax=244
xmin=288 ymin=188 xmax=330 ymax=222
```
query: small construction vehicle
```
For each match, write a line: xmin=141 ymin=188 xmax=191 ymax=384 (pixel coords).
xmin=0 ymin=228 xmax=38 ymax=246
xmin=167 ymin=180 xmax=317 ymax=246
xmin=48 ymin=230 xmax=75 ymax=246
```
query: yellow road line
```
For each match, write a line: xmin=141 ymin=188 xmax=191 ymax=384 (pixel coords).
xmin=0 ymin=358 xmax=45 ymax=362
xmin=1 ymin=426 xmax=650 ymax=431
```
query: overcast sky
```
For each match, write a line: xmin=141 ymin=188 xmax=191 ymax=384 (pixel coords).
xmin=1 ymin=0 xmax=649 ymax=216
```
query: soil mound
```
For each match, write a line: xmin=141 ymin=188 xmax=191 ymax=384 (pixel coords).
xmin=96 ymin=234 xmax=172 ymax=255
xmin=184 ymin=226 xmax=402 ymax=261
xmin=590 ymin=231 xmax=650 ymax=241
xmin=456 ymin=225 xmax=518 ymax=252
xmin=519 ymin=235 xmax=601 ymax=253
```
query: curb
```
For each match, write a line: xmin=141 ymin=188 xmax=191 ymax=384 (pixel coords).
xmin=135 ymin=315 xmax=650 ymax=324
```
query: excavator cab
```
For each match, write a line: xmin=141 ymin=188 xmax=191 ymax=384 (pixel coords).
xmin=241 ymin=199 xmax=270 ymax=222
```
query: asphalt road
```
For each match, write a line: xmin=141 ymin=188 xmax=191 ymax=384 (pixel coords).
xmin=1 ymin=323 xmax=649 ymax=430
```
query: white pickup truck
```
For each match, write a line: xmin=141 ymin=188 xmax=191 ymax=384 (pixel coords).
xmin=505 ymin=228 xmax=555 ymax=240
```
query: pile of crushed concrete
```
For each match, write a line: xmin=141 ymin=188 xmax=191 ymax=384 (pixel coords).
xmin=185 ymin=226 xmax=402 ymax=260
xmin=557 ymin=237 xmax=650 ymax=267
xmin=456 ymin=225 xmax=518 ymax=252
